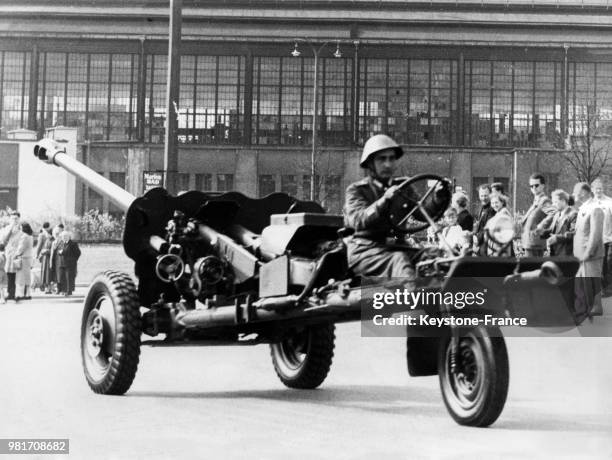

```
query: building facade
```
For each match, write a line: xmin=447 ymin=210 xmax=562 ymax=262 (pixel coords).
xmin=2 ymin=1 xmax=612 ymax=215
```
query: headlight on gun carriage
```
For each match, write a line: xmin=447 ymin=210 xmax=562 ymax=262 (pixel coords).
xmin=489 ymin=215 xmax=515 ymax=245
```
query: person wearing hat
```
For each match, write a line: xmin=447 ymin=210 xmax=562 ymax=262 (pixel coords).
xmin=343 ymin=134 xmax=418 ymax=278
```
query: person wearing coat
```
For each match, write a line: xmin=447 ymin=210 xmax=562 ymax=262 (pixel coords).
xmin=344 ymin=135 xmax=415 ymax=279
xmin=485 ymin=194 xmax=514 ymax=257
xmin=536 ymin=189 xmax=577 ymax=257
xmin=573 ymin=182 xmax=604 ymax=318
xmin=57 ymin=231 xmax=81 ymax=296
xmin=15 ymin=223 xmax=34 ymax=300
xmin=521 ymin=173 xmax=555 ymax=257
xmin=49 ymin=224 xmax=64 ymax=294
xmin=344 ymin=134 xmax=447 ymax=279
xmin=0 ymin=211 xmax=23 ymax=301
xmin=36 ymin=223 xmax=53 ymax=293
xmin=452 ymin=192 xmax=474 ymax=232
xmin=473 ymin=185 xmax=496 ymax=255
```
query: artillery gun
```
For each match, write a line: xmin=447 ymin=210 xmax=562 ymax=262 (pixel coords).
xmin=34 ymin=138 xmax=583 ymax=427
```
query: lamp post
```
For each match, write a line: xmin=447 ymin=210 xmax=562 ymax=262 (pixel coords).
xmin=292 ymin=39 xmax=342 ymax=201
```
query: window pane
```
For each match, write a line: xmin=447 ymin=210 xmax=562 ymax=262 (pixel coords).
xmin=39 ymin=53 xmax=66 ymax=131
xmin=492 ymin=61 xmax=512 ymax=146
xmin=322 ymin=58 xmax=351 ymax=145
xmin=388 ymin=60 xmax=409 ymax=144
xmin=195 ymin=173 xmax=212 ymax=191
xmin=280 ymin=174 xmax=297 ymax=196
xmin=217 ymin=174 xmax=233 ymax=192
xmin=259 ymin=174 xmax=276 ymax=197
xmin=177 ymin=173 xmax=190 ymax=192
xmin=359 ymin=59 xmax=386 ymax=143
xmin=253 ymin=57 xmax=280 ymax=145
xmin=109 ymin=54 xmax=136 ymax=140
xmin=513 ymin=62 xmax=534 ymax=146
xmin=466 ymin=61 xmax=491 ymax=147
xmin=280 ymin=57 xmax=303 ymax=145
xmin=1 ymin=52 xmax=30 ymax=135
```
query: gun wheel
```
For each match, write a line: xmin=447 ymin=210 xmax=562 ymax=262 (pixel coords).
xmin=270 ymin=323 xmax=335 ymax=389
xmin=438 ymin=326 xmax=509 ymax=427
xmin=81 ymin=270 xmax=141 ymax=395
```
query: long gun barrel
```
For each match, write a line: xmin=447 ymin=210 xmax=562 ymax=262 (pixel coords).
xmin=33 ymin=138 xmax=136 ymax=212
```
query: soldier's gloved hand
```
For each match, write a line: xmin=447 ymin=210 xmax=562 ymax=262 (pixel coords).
xmin=383 ymin=185 xmax=402 ymax=201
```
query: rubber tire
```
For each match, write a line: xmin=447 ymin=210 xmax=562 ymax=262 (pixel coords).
xmin=81 ymin=270 xmax=141 ymax=395
xmin=438 ymin=326 xmax=509 ymax=427
xmin=270 ymin=323 xmax=335 ymax=389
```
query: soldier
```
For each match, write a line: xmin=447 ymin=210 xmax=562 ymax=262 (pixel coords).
xmin=343 ymin=134 xmax=415 ymax=279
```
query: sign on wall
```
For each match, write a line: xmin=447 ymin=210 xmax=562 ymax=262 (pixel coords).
xmin=143 ymin=171 xmax=164 ymax=194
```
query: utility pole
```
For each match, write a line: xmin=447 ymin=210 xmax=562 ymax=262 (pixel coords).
xmin=163 ymin=0 xmax=182 ymax=194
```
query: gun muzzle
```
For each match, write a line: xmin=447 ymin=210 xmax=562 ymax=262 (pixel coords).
xmin=34 ymin=138 xmax=66 ymax=165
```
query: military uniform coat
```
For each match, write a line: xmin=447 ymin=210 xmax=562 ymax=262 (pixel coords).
xmin=343 ymin=177 xmax=416 ymax=278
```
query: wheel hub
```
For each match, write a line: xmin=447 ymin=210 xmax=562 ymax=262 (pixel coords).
xmin=86 ymin=310 xmax=105 ymax=358
xmin=279 ymin=331 xmax=309 ymax=370
xmin=447 ymin=337 xmax=484 ymax=410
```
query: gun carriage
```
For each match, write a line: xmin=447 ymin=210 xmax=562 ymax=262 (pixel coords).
xmin=33 ymin=138 xmax=583 ymax=427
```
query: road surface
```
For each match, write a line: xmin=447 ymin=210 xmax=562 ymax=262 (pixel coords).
xmin=1 ymin=291 xmax=611 ymax=459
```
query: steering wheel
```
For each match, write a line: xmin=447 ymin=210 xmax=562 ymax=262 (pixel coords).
xmin=388 ymin=173 xmax=452 ymax=234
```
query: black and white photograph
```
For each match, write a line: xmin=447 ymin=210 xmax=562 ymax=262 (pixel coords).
xmin=0 ymin=1 xmax=611 ymax=459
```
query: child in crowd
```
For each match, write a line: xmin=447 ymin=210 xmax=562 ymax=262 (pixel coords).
xmin=439 ymin=207 xmax=468 ymax=254
xmin=0 ymin=244 xmax=6 ymax=304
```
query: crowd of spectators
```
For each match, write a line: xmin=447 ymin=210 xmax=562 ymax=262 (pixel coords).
xmin=435 ymin=174 xmax=612 ymax=316
xmin=0 ymin=211 xmax=81 ymax=302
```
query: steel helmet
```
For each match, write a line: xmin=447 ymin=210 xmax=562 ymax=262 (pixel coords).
xmin=359 ymin=134 xmax=404 ymax=168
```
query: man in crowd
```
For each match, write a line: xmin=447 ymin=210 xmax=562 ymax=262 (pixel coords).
xmin=473 ymin=184 xmax=496 ymax=255
xmin=536 ymin=189 xmax=577 ymax=256
xmin=0 ymin=211 xmax=22 ymax=300
xmin=591 ymin=178 xmax=612 ymax=296
xmin=522 ymin=173 xmax=554 ymax=257
xmin=573 ymin=182 xmax=604 ymax=317
xmin=57 ymin=230 xmax=81 ymax=297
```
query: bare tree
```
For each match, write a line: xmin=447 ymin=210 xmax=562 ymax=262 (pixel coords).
xmin=292 ymin=151 xmax=342 ymax=213
xmin=563 ymin=99 xmax=612 ymax=184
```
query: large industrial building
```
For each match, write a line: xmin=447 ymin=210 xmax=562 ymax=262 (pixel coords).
xmin=2 ymin=0 xmax=612 ymax=215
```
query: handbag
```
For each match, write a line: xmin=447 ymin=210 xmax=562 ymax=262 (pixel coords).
xmin=12 ymin=256 xmax=22 ymax=270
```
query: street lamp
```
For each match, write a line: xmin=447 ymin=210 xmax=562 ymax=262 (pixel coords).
xmin=291 ymin=39 xmax=342 ymax=201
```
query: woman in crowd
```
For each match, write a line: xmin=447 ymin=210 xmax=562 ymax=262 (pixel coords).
xmin=36 ymin=222 xmax=53 ymax=293
xmin=15 ymin=223 xmax=34 ymax=300
xmin=485 ymin=193 xmax=514 ymax=257
xmin=452 ymin=192 xmax=474 ymax=232
xmin=49 ymin=224 xmax=64 ymax=294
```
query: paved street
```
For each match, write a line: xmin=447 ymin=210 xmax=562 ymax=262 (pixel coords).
xmin=0 ymin=291 xmax=611 ymax=460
